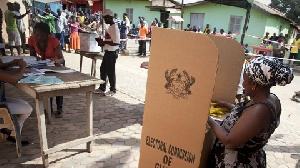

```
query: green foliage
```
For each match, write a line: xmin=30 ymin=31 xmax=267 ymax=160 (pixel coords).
xmin=270 ymin=0 xmax=300 ymax=24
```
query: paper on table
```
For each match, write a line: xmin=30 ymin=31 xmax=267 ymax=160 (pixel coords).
xmin=39 ymin=69 xmax=76 ymax=73
xmin=23 ymin=68 xmax=45 ymax=76
xmin=19 ymin=75 xmax=63 ymax=85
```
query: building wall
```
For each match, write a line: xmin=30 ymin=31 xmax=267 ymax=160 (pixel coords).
xmin=106 ymin=0 xmax=160 ymax=26
xmin=171 ymin=3 xmax=292 ymax=47
xmin=1 ymin=0 xmax=29 ymax=43
xmin=179 ymin=3 xmax=246 ymax=42
xmin=265 ymin=16 xmax=290 ymax=36
xmin=243 ymin=7 xmax=268 ymax=47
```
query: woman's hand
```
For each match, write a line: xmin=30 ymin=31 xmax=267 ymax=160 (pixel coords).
xmin=212 ymin=99 xmax=235 ymax=110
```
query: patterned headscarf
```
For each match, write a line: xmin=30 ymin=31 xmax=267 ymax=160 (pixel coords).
xmin=245 ymin=57 xmax=294 ymax=87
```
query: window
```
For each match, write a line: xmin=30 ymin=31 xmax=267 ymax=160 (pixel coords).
xmin=126 ymin=8 xmax=133 ymax=21
xmin=228 ymin=15 xmax=243 ymax=34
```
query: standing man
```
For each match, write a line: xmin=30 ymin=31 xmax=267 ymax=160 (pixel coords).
xmin=36 ymin=7 xmax=56 ymax=36
xmin=55 ymin=9 xmax=67 ymax=50
xmin=120 ymin=14 xmax=129 ymax=52
xmin=14 ymin=2 xmax=27 ymax=54
xmin=138 ymin=22 xmax=148 ymax=56
xmin=5 ymin=2 xmax=30 ymax=56
xmin=95 ymin=10 xmax=120 ymax=96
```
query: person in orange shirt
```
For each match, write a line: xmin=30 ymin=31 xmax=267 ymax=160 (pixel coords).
xmin=138 ymin=22 xmax=148 ymax=56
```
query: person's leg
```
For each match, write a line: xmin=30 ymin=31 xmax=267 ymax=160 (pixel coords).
xmin=0 ymin=34 xmax=5 ymax=56
xmin=55 ymin=33 xmax=61 ymax=41
xmin=106 ymin=51 xmax=117 ymax=92
xmin=55 ymin=96 xmax=63 ymax=118
xmin=7 ymin=30 xmax=14 ymax=56
xmin=21 ymin=32 xmax=26 ymax=53
xmin=60 ymin=31 xmax=65 ymax=50
xmin=6 ymin=98 xmax=33 ymax=136
xmin=55 ymin=60 xmax=65 ymax=116
xmin=289 ymin=53 xmax=296 ymax=65
xmin=99 ymin=53 xmax=107 ymax=91
xmin=16 ymin=46 xmax=21 ymax=56
xmin=15 ymin=31 xmax=22 ymax=56
xmin=75 ymin=33 xmax=80 ymax=53
xmin=120 ymin=33 xmax=124 ymax=51
xmin=50 ymin=97 xmax=54 ymax=113
xmin=124 ymin=34 xmax=127 ymax=50
xmin=9 ymin=46 xmax=14 ymax=56
xmin=138 ymin=40 xmax=142 ymax=55
xmin=142 ymin=40 xmax=146 ymax=56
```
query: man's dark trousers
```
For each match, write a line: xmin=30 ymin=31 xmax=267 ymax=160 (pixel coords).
xmin=99 ymin=51 xmax=117 ymax=92
xmin=139 ymin=40 xmax=146 ymax=55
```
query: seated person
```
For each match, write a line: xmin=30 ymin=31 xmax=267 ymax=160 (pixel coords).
xmin=208 ymin=57 xmax=293 ymax=167
xmin=28 ymin=22 xmax=65 ymax=118
xmin=0 ymin=59 xmax=32 ymax=145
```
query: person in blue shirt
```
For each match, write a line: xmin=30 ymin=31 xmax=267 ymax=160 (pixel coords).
xmin=120 ymin=14 xmax=129 ymax=52
xmin=0 ymin=58 xmax=32 ymax=145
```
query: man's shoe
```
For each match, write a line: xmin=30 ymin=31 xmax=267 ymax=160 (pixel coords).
xmin=105 ymin=91 xmax=116 ymax=96
xmin=55 ymin=109 xmax=63 ymax=118
xmin=93 ymin=89 xmax=106 ymax=96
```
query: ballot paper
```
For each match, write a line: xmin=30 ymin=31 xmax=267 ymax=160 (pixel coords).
xmin=19 ymin=76 xmax=63 ymax=85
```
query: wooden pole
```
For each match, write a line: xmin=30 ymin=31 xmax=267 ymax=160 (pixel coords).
xmin=181 ymin=0 xmax=184 ymax=30
xmin=240 ymin=3 xmax=251 ymax=45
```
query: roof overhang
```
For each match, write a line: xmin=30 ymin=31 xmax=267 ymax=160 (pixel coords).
xmin=172 ymin=0 xmax=252 ymax=9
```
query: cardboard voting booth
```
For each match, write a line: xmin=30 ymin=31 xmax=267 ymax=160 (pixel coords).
xmin=139 ymin=28 xmax=244 ymax=168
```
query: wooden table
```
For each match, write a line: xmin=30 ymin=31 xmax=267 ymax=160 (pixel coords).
xmin=80 ymin=51 xmax=104 ymax=77
xmin=15 ymin=66 xmax=103 ymax=167
xmin=251 ymin=45 xmax=273 ymax=56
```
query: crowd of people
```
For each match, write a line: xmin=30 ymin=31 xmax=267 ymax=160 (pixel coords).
xmin=184 ymin=23 xmax=231 ymax=37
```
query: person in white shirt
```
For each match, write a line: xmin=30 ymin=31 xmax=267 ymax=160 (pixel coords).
xmin=94 ymin=9 xmax=120 ymax=96
xmin=55 ymin=9 xmax=67 ymax=50
xmin=220 ymin=29 xmax=227 ymax=36
xmin=14 ymin=2 xmax=27 ymax=54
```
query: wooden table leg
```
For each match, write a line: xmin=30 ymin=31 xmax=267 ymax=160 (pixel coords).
xmin=86 ymin=91 xmax=93 ymax=152
xmin=44 ymin=98 xmax=51 ymax=125
xmin=36 ymin=99 xmax=49 ymax=167
xmin=91 ymin=58 xmax=95 ymax=77
xmin=91 ymin=59 xmax=97 ymax=77
xmin=94 ymin=60 xmax=97 ymax=77
xmin=80 ymin=54 xmax=83 ymax=73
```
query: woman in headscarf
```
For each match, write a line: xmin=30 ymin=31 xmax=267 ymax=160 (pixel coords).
xmin=208 ymin=56 xmax=294 ymax=167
